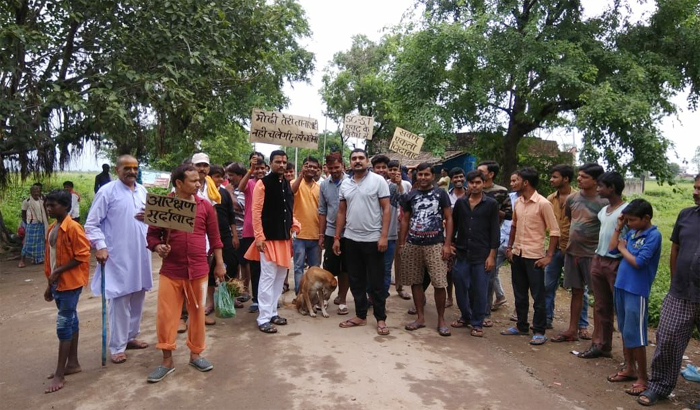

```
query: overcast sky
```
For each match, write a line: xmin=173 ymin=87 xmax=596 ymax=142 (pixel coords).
xmin=73 ymin=0 xmax=699 ymax=172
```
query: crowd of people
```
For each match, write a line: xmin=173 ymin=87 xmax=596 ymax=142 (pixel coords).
xmin=28 ymin=150 xmax=700 ymax=407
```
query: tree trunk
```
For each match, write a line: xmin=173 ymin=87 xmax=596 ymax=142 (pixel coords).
xmin=501 ymin=130 xmax=519 ymax=186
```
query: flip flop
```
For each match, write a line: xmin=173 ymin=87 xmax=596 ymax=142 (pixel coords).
xmin=529 ymin=334 xmax=548 ymax=345
xmin=110 ymin=353 xmax=127 ymax=364
xmin=405 ymin=321 xmax=426 ymax=331
xmin=493 ymin=297 xmax=507 ymax=307
xmin=377 ymin=325 xmax=390 ymax=335
xmin=126 ymin=340 xmax=149 ymax=350
xmin=451 ymin=318 xmax=469 ymax=328
xmin=204 ymin=306 xmax=214 ymax=315
xmin=337 ymin=304 xmax=349 ymax=315
xmin=339 ymin=319 xmax=366 ymax=328
xmin=500 ymin=327 xmax=529 ymax=336
xmin=578 ymin=328 xmax=592 ymax=340
xmin=398 ymin=291 xmax=412 ymax=300
xmin=638 ymin=390 xmax=662 ymax=406
xmin=470 ymin=328 xmax=483 ymax=338
xmin=607 ymin=371 xmax=638 ymax=383
xmin=625 ymin=382 xmax=648 ymax=396
xmin=482 ymin=319 xmax=493 ymax=328
xmin=438 ymin=326 xmax=452 ymax=337
xmin=551 ymin=333 xmax=579 ymax=343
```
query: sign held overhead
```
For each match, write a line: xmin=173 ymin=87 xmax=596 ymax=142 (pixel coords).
xmin=249 ymin=108 xmax=319 ymax=149
xmin=144 ymin=194 xmax=197 ymax=233
xmin=389 ymin=127 xmax=424 ymax=160
xmin=342 ymin=114 xmax=374 ymax=140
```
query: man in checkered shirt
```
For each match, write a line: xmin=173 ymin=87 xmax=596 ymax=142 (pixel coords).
xmin=639 ymin=174 xmax=700 ymax=406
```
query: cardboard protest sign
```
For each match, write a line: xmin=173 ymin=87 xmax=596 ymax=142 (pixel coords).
xmin=342 ymin=114 xmax=374 ymax=140
xmin=144 ymin=194 xmax=196 ymax=233
xmin=249 ymin=108 xmax=319 ymax=149
xmin=389 ymin=127 xmax=424 ymax=160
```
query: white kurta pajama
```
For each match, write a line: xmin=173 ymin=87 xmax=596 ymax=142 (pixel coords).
xmin=85 ymin=180 xmax=153 ymax=354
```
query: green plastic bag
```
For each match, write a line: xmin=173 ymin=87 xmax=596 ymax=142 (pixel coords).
xmin=214 ymin=281 xmax=236 ymax=318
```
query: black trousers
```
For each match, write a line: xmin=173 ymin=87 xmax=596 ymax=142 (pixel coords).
xmin=511 ymin=255 xmax=547 ymax=334
xmin=345 ymin=239 xmax=386 ymax=321
xmin=208 ymin=237 xmax=239 ymax=287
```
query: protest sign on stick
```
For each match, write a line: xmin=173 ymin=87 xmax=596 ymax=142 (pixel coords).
xmin=249 ymin=108 xmax=319 ymax=149
xmin=342 ymin=114 xmax=374 ymax=140
xmin=144 ymin=194 xmax=197 ymax=233
xmin=389 ymin=127 xmax=424 ymax=160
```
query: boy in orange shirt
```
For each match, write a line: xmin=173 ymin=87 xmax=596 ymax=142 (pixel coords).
xmin=43 ymin=189 xmax=91 ymax=393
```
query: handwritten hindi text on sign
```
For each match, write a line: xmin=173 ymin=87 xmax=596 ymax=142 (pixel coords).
xmin=342 ymin=115 xmax=374 ymax=140
xmin=249 ymin=109 xmax=319 ymax=149
xmin=144 ymin=194 xmax=196 ymax=233
xmin=389 ymin=127 xmax=424 ymax=160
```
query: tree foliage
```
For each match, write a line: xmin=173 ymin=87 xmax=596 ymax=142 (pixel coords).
xmin=1 ymin=0 xmax=314 ymax=187
xmin=322 ymin=0 xmax=699 ymax=184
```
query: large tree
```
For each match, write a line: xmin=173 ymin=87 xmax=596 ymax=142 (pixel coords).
xmin=1 ymin=0 xmax=314 ymax=186
xmin=387 ymin=0 xmax=699 ymax=182
xmin=319 ymin=35 xmax=398 ymax=154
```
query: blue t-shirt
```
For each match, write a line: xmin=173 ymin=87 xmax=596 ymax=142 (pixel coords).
xmin=614 ymin=225 xmax=662 ymax=297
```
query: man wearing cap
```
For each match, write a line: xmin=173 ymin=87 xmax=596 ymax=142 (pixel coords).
xmin=85 ymin=155 xmax=152 ymax=364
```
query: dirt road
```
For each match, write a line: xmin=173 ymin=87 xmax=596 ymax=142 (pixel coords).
xmin=1 ymin=255 xmax=698 ymax=410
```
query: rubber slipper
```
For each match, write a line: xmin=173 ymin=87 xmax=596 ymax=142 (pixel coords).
xmin=638 ymin=390 xmax=662 ymax=406
xmin=339 ymin=319 xmax=366 ymax=328
xmin=337 ymin=304 xmax=349 ymax=315
xmin=189 ymin=357 xmax=213 ymax=372
xmin=451 ymin=318 xmax=469 ymax=328
xmin=110 ymin=353 xmax=127 ymax=364
xmin=607 ymin=371 xmax=638 ymax=383
xmin=377 ymin=325 xmax=390 ymax=335
xmin=405 ymin=321 xmax=426 ymax=331
xmin=126 ymin=340 xmax=149 ymax=350
xmin=407 ymin=306 xmax=417 ymax=315
xmin=270 ymin=315 xmax=287 ymax=325
xmin=204 ymin=306 xmax=214 ymax=316
xmin=470 ymin=328 xmax=483 ymax=338
xmin=493 ymin=297 xmax=507 ymax=307
xmin=147 ymin=366 xmax=175 ymax=383
xmin=399 ymin=291 xmax=412 ymax=300
xmin=438 ymin=326 xmax=452 ymax=337
xmin=500 ymin=327 xmax=528 ymax=336
xmin=258 ymin=322 xmax=278 ymax=333
xmin=234 ymin=300 xmax=244 ymax=309
xmin=550 ymin=333 xmax=579 ymax=343
xmin=578 ymin=328 xmax=592 ymax=340
xmin=482 ymin=319 xmax=493 ymax=328
xmin=529 ymin=335 xmax=548 ymax=345
xmin=625 ymin=382 xmax=648 ymax=396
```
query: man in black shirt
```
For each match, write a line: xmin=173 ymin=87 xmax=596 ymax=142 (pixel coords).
xmin=450 ymin=170 xmax=500 ymax=337
xmin=94 ymin=164 xmax=111 ymax=193
xmin=639 ymin=174 xmax=700 ymax=406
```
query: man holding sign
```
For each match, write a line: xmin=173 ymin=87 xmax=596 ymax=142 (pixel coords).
xmin=145 ymin=164 xmax=225 ymax=382
xmin=85 ymin=155 xmax=152 ymax=365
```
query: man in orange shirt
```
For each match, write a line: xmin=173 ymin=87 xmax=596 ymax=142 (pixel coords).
xmin=502 ymin=167 xmax=560 ymax=345
xmin=43 ymin=189 xmax=91 ymax=393
xmin=291 ymin=156 xmax=321 ymax=294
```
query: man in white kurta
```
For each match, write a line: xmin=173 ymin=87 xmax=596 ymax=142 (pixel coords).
xmin=85 ymin=155 xmax=153 ymax=363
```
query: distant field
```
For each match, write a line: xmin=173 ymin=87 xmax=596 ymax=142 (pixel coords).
xmin=2 ymin=173 xmax=696 ymax=328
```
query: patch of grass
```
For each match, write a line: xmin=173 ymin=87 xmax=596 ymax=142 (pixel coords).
xmin=1 ymin=172 xmax=97 ymax=233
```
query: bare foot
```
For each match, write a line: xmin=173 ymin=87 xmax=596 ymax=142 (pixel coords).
xmin=17 ymin=261 xmax=26 ymax=268
xmin=47 ymin=365 xmax=81 ymax=379
xmin=45 ymin=377 xmax=64 ymax=393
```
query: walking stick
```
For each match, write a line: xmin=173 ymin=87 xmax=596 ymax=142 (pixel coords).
xmin=100 ymin=261 xmax=107 ymax=367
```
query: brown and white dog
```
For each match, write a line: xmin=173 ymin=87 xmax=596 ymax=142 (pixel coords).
xmin=295 ymin=267 xmax=337 ymax=318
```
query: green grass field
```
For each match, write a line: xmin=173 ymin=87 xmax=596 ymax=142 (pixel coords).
xmin=1 ymin=173 xmax=696 ymax=328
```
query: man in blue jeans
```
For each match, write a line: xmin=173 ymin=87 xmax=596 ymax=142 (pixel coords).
xmin=291 ymin=156 xmax=321 ymax=294
xmin=450 ymin=170 xmax=499 ymax=337
xmin=545 ymin=164 xmax=589 ymax=331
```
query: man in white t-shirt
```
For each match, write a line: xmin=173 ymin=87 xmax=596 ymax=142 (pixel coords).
xmin=334 ymin=149 xmax=391 ymax=336
xmin=578 ymin=171 xmax=627 ymax=359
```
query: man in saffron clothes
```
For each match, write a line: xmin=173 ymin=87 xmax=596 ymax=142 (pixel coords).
xmin=244 ymin=150 xmax=301 ymax=334
xmin=146 ymin=164 xmax=225 ymax=382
